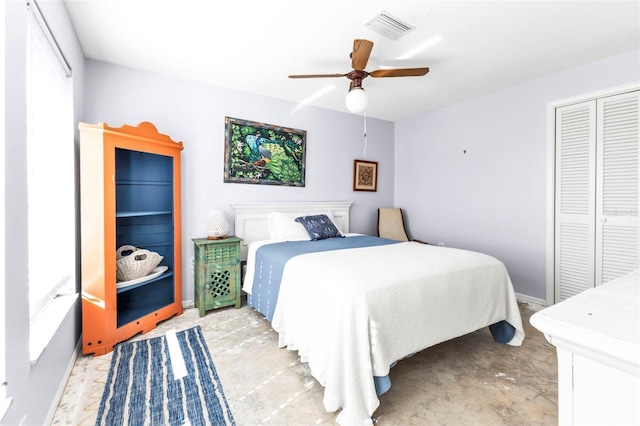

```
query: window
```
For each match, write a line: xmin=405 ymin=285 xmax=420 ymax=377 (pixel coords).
xmin=26 ymin=0 xmax=75 ymax=361
xmin=1 ymin=0 xmax=6 ymax=414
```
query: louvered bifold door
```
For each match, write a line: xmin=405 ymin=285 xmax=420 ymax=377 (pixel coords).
xmin=595 ymin=91 xmax=639 ymax=286
xmin=555 ymin=101 xmax=596 ymax=301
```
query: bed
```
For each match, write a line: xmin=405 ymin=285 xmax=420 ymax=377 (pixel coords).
xmin=231 ymin=201 xmax=525 ymax=425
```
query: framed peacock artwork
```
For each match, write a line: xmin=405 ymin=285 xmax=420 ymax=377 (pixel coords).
xmin=224 ymin=117 xmax=306 ymax=186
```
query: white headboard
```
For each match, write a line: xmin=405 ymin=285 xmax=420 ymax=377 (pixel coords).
xmin=230 ymin=201 xmax=353 ymax=260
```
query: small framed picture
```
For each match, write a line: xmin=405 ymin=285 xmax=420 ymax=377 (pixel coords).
xmin=353 ymin=159 xmax=378 ymax=192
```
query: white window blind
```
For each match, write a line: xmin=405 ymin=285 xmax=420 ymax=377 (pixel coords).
xmin=0 ymin=0 xmax=6 ymax=409
xmin=26 ymin=0 xmax=75 ymax=321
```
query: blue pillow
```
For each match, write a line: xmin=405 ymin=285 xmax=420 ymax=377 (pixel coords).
xmin=295 ymin=214 xmax=344 ymax=241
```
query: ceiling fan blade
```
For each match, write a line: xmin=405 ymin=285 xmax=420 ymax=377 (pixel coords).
xmin=288 ymin=73 xmax=346 ymax=78
xmin=351 ymin=39 xmax=374 ymax=71
xmin=369 ymin=67 xmax=430 ymax=78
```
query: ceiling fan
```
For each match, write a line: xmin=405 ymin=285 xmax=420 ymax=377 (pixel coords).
xmin=289 ymin=39 xmax=429 ymax=113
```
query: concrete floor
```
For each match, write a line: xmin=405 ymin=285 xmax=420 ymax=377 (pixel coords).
xmin=52 ymin=303 xmax=557 ymax=425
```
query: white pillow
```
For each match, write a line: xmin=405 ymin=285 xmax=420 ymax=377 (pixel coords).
xmin=267 ymin=212 xmax=311 ymax=241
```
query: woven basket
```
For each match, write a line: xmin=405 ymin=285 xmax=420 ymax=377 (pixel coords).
xmin=116 ymin=247 xmax=163 ymax=282
xmin=116 ymin=245 xmax=138 ymax=260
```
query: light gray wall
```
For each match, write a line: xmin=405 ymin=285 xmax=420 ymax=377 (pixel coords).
xmin=5 ymin=4 xmax=635 ymax=420
xmin=394 ymin=49 xmax=640 ymax=301
xmin=83 ymin=60 xmax=395 ymax=303
xmin=3 ymin=0 xmax=85 ymax=425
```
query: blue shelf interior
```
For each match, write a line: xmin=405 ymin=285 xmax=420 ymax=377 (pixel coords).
xmin=115 ymin=148 xmax=175 ymax=328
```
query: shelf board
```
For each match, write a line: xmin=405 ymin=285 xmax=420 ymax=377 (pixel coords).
xmin=116 ymin=180 xmax=171 ymax=186
xmin=116 ymin=210 xmax=172 ymax=218
xmin=116 ymin=270 xmax=173 ymax=294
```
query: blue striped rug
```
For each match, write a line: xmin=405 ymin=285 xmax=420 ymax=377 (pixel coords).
xmin=96 ymin=326 xmax=235 ymax=426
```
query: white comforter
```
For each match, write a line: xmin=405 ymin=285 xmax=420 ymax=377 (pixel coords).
xmin=269 ymin=241 xmax=524 ymax=425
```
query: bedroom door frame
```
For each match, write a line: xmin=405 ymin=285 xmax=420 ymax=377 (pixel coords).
xmin=545 ymin=81 xmax=640 ymax=307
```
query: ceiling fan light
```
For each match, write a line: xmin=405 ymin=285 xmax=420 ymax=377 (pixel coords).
xmin=345 ymin=87 xmax=368 ymax=113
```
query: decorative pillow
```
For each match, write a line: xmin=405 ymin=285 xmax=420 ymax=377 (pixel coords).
xmin=268 ymin=212 xmax=311 ymax=241
xmin=295 ymin=214 xmax=344 ymax=241
xmin=323 ymin=210 xmax=343 ymax=234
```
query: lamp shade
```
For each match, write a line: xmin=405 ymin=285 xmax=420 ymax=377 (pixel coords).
xmin=206 ymin=210 xmax=229 ymax=239
xmin=345 ymin=87 xmax=368 ymax=113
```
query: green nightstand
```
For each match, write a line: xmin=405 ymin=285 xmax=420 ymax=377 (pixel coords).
xmin=192 ymin=236 xmax=242 ymax=316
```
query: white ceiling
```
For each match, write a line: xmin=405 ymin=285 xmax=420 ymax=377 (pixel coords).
xmin=63 ymin=0 xmax=640 ymax=122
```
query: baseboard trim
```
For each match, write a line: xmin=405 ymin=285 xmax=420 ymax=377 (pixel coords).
xmin=45 ymin=337 xmax=82 ymax=425
xmin=516 ymin=293 xmax=547 ymax=311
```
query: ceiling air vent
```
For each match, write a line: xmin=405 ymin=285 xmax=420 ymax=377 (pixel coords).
xmin=364 ymin=11 xmax=415 ymax=41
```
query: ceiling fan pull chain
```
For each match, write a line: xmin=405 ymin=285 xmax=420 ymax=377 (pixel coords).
xmin=363 ymin=112 xmax=368 ymax=158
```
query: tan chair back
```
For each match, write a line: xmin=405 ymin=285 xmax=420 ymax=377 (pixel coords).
xmin=377 ymin=208 xmax=410 ymax=242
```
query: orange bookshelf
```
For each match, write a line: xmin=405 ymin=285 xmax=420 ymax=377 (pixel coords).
xmin=79 ymin=121 xmax=183 ymax=355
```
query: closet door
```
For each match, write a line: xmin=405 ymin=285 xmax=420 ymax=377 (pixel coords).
xmin=555 ymin=101 xmax=596 ymax=301
xmin=595 ymin=91 xmax=639 ymax=286
xmin=555 ymin=90 xmax=639 ymax=302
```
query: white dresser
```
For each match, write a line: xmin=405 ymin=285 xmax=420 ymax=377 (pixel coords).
xmin=530 ymin=271 xmax=640 ymax=426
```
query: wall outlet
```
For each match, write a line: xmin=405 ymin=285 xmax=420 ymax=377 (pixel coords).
xmin=438 ymin=242 xmax=445 ymax=247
